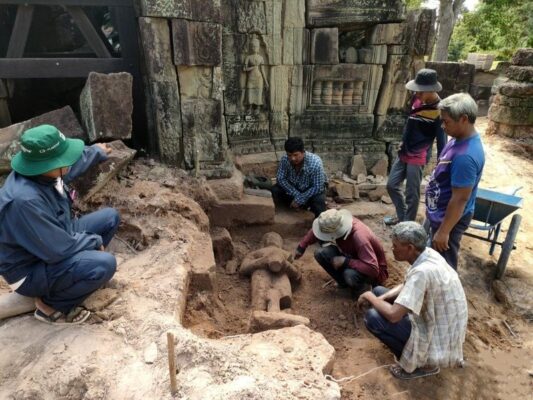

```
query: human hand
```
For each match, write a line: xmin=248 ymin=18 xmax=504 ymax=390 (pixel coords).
xmin=432 ymin=228 xmax=450 ymax=252
xmin=95 ymin=143 xmax=112 ymax=155
xmin=290 ymin=200 xmax=300 ymax=209
xmin=99 ymin=245 xmax=105 ymax=251
xmin=356 ymin=291 xmax=372 ymax=311
xmin=332 ymin=256 xmax=345 ymax=270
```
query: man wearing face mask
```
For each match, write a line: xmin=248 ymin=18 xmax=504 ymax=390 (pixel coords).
xmin=0 ymin=124 xmax=120 ymax=324
xmin=384 ymin=69 xmax=447 ymax=226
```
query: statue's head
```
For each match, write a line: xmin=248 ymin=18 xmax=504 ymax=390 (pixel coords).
xmin=250 ymin=38 xmax=260 ymax=53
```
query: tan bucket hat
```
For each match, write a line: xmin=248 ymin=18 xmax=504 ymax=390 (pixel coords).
xmin=312 ymin=209 xmax=353 ymax=242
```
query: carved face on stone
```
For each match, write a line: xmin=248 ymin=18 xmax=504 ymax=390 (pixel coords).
xmin=250 ymin=38 xmax=260 ymax=54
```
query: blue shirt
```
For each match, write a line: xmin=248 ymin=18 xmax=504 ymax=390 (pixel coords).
xmin=0 ymin=145 xmax=107 ymax=284
xmin=426 ymin=133 xmax=485 ymax=228
xmin=276 ymin=151 xmax=326 ymax=206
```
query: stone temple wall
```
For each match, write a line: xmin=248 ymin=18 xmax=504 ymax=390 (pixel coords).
xmin=137 ymin=1 xmax=436 ymax=176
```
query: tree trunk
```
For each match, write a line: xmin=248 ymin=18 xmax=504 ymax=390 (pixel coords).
xmin=433 ymin=0 xmax=465 ymax=61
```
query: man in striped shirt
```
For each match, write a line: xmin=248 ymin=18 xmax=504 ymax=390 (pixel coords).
xmin=385 ymin=69 xmax=447 ymax=225
xmin=271 ymin=137 xmax=327 ymax=217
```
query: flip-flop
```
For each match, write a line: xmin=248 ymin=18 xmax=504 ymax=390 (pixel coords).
xmin=34 ymin=307 xmax=91 ymax=325
xmin=389 ymin=364 xmax=440 ymax=380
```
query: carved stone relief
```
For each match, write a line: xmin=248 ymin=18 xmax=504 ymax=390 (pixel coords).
xmin=306 ymin=0 xmax=406 ymax=28
xmin=241 ymin=37 xmax=270 ymax=113
xmin=172 ymin=20 xmax=222 ymax=66
xmin=237 ymin=1 xmax=267 ymax=34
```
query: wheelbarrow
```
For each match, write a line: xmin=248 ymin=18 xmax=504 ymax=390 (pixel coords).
xmin=463 ymin=187 xmax=523 ymax=279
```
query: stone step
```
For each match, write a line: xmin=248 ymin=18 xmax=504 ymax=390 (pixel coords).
xmin=209 ymin=194 xmax=275 ymax=228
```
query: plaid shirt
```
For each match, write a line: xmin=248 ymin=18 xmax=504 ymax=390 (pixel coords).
xmin=395 ymin=247 xmax=468 ymax=373
xmin=276 ymin=152 xmax=326 ymax=205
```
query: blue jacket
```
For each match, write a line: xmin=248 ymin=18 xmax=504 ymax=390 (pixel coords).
xmin=0 ymin=145 xmax=108 ymax=284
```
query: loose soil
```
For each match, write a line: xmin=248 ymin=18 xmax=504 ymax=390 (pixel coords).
xmin=184 ymin=117 xmax=533 ymax=400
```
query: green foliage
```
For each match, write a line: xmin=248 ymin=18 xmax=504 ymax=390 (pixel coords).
xmin=449 ymin=0 xmax=533 ymax=61
xmin=405 ymin=0 xmax=423 ymax=9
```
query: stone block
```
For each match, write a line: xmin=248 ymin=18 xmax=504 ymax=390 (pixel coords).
xmin=511 ymin=48 xmax=533 ymax=67
xmin=488 ymin=104 xmax=533 ymax=126
xmin=80 ymin=72 xmax=133 ymax=142
xmin=0 ymin=106 xmax=86 ymax=174
xmin=181 ymin=98 xmax=224 ymax=168
xmin=177 ymin=66 xmax=219 ymax=100
xmin=139 ymin=0 xmax=192 ymax=18
xmin=234 ymin=152 xmax=279 ymax=178
xmin=370 ymin=156 xmax=388 ymax=177
xmin=506 ymin=66 xmax=533 ymax=83
xmin=237 ymin=1 xmax=267 ymax=34
xmin=172 ymin=20 xmax=222 ymax=66
xmin=374 ymin=114 xmax=406 ymax=141
xmin=269 ymin=66 xmax=291 ymax=112
xmin=358 ymin=45 xmax=387 ymax=64
xmin=306 ymin=0 xmax=405 ymax=27
xmin=139 ymin=17 xmax=178 ymax=81
xmin=190 ymin=0 xmax=222 ymax=23
xmin=466 ymin=53 xmax=495 ymax=71
xmin=375 ymin=54 xmax=411 ymax=115
xmin=311 ymin=28 xmax=339 ymax=64
xmin=248 ymin=310 xmax=310 ymax=333
xmin=148 ymin=80 xmax=183 ymax=165
xmin=207 ymin=168 xmax=244 ymax=201
xmin=189 ymin=232 xmax=217 ymax=291
xmin=350 ymin=154 xmax=367 ymax=178
xmin=368 ymin=23 xmax=406 ymax=45
xmin=284 ymin=0 xmax=306 ymax=28
xmin=333 ymin=181 xmax=355 ymax=200
xmin=209 ymin=194 xmax=275 ymax=228
xmin=497 ymin=81 xmax=533 ymax=98
xmin=210 ymin=227 xmax=234 ymax=266
xmin=71 ymin=141 xmax=136 ymax=200
xmin=0 ymin=292 xmax=35 ymax=320
xmin=368 ymin=185 xmax=387 ymax=201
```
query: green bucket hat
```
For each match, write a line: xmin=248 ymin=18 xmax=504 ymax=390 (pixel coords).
xmin=11 ymin=124 xmax=85 ymax=176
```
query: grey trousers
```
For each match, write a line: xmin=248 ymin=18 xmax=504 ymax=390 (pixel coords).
xmin=386 ymin=157 xmax=424 ymax=222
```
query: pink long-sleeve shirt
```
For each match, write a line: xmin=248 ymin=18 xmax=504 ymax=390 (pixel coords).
xmin=299 ymin=217 xmax=389 ymax=284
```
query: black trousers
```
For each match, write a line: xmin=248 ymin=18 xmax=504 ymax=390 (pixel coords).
xmin=271 ymin=184 xmax=326 ymax=218
xmin=429 ymin=212 xmax=473 ymax=270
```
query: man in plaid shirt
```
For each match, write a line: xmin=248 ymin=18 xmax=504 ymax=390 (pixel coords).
xmin=358 ymin=221 xmax=467 ymax=380
xmin=271 ymin=137 xmax=327 ymax=217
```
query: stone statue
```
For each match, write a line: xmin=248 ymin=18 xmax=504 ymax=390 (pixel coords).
xmin=242 ymin=37 xmax=269 ymax=114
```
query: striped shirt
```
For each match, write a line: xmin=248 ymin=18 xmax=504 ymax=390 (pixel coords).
xmin=395 ymin=247 xmax=468 ymax=373
xmin=399 ymin=97 xmax=447 ymax=166
xmin=276 ymin=152 xmax=326 ymax=206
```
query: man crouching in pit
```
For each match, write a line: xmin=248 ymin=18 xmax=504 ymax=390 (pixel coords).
xmin=0 ymin=125 xmax=120 ymax=325
xmin=358 ymin=221 xmax=467 ymax=380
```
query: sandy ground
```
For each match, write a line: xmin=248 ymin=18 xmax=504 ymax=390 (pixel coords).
xmin=186 ymin=117 xmax=533 ymax=400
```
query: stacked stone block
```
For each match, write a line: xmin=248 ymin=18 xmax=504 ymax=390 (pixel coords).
xmin=487 ymin=49 xmax=533 ymax=139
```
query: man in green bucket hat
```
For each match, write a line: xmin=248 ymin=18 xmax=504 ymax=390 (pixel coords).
xmin=0 ymin=124 xmax=120 ymax=324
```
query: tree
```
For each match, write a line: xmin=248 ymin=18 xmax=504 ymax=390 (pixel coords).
xmin=405 ymin=0 xmax=423 ymax=9
xmin=449 ymin=0 xmax=533 ymax=61
xmin=433 ymin=0 xmax=465 ymax=61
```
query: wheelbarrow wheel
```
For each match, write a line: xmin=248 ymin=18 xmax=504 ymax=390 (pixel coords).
xmin=495 ymin=214 xmax=522 ymax=279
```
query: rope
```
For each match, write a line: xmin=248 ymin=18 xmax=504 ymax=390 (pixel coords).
xmin=325 ymin=363 xmax=394 ymax=384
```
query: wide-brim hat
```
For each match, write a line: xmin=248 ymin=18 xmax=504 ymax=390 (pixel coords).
xmin=11 ymin=124 xmax=85 ymax=176
xmin=312 ymin=209 xmax=353 ymax=242
xmin=405 ymin=68 xmax=442 ymax=92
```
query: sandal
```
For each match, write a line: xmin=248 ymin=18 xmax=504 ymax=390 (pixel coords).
xmin=34 ymin=307 xmax=91 ymax=325
xmin=389 ymin=364 xmax=440 ymax=380
xmin=384 ymin=216 xmax=400 ymax=226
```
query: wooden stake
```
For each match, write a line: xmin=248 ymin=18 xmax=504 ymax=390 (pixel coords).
xmin=166 ymin=332 xmax=178 ymax=395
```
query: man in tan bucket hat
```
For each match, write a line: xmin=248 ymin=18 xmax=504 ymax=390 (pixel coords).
xmin=295 ymin=209 xmax=388 ymax=293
